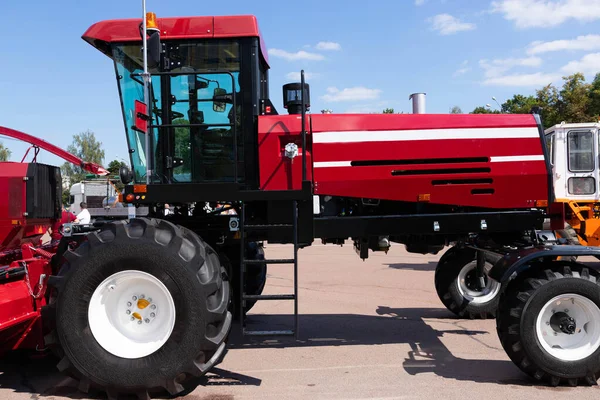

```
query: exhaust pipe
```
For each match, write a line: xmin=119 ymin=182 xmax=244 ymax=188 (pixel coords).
xmin=409 ymin=93 xmax=426 ymax=114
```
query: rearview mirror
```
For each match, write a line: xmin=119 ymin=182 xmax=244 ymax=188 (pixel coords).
xmin=119 ymin=165 xmax=133 ymax=185
xmin=213 ymin=88 xmax=228 ymax=113
xmin=147 ymin=31 xmax=161 ymax=68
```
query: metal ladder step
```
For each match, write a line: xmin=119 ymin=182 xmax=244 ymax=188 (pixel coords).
xmin=243 ymin=294 xmax=295 ymax=301
xmin=243 ymin=259 xmax=295 ymax=265
xmin=243 ymin=330 xmax=295 ymax=337
xmin=244 ymin=224 xmax=293 ymax=229
xmin=239 ymin=200 xmax=299 ymax=339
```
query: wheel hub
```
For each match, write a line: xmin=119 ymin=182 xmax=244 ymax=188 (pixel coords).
xmin=535 ymin=294 xmax=600 ymax=362
xmin=88 ymin=270 xmax=176 ymax=359
xmin=456 ymin=261 xmax=501 ymax=304
xmin=550 ymin=311 xmax=577 ymax=335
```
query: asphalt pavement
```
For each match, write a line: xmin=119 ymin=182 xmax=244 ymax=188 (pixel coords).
xmin=1 ymin=242 xmax=600 ymax=400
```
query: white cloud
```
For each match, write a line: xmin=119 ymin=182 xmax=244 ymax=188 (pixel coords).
xmin=454 ymin=60 xmax=472 ymax=76
xmin=286 ymin=72 xmax=319 ymax=80
xmin=429 ymin=14 xmax=476 ymax=35
xmin=415 ymin=0 xmax=426 ymax=5
xmin=268 ymin=48 xmax=325 ymax=61
xmin=483 ymin=72 xmax=561 ymax=86
xmin=527 ymin=34 xmax=600 ymax=55
xmin=491 ymin=0 xmax=600 ymax=28
xmin=322 ymin=87 xmax=382 ymax=102
xmin=561 ymin=52 xmax=600 ymax=75
xmin=315 ymin=41 xmax=341 ymax=51
xmin=479 ymin=56 xmax=542 ymax=78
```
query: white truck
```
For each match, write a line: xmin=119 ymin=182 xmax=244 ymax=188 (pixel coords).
xmin=69 ymin=179 xmax=148 ymax=221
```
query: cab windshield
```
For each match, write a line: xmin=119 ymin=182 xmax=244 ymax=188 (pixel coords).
xmin=112 ymin=39 xmax=242 ymax=183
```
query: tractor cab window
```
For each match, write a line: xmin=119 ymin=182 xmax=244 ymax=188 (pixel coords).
xmin=112 ymin=40 xmax=243 ymax=184
xmin=567 ymin=131 xmax=594 ymax=172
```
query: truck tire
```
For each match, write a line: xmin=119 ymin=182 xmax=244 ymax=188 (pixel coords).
xmin=497 ymin=262 xmax=600 ymax=386
xmin=44 ymin=218 xmax=232 ymax=398
xmin=435 ymin=247 xmax=502 ymax=319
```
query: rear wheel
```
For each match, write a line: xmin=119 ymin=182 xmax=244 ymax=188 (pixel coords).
xmin=44 ymin=218 xmax=232 ymax=398
xmin=497 ymin=262 xmax=600 ymax=386
xmin=435 ymin=247 xmax=501 ymax=319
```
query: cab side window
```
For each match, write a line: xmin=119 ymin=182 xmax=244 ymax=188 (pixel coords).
xmin=567 ymin=131 xmax=594 ymax=172
xmin=545 ymin=132 xmax=554 ymax=165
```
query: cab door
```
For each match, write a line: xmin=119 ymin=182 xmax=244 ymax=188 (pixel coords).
xmin=564 ymin=129 xmax=598 ymax=201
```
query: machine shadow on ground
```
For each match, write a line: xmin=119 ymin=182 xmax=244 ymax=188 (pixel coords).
xmin=0 ymin=306 xmax=571 ymax=399
xmin=231 ymin=306 xmax=547 ymax=388
xmin=384 ymin=261 xmax=439 ymax=271
xmin=0 ymin=352 xmax=261 ymax=400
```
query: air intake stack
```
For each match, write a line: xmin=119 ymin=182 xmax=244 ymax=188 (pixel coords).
xmin=409 ymin=93 xmax=426 ymax=114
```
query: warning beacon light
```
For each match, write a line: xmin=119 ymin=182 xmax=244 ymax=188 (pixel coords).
xmin=283 ymin=83 xmax=310 ymax=115
xmin=145 ymin=12 xmax=159 ymax=33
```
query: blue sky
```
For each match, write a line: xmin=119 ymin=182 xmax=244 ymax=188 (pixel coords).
xmin=1 ymin=0 xmax=600 ymax=168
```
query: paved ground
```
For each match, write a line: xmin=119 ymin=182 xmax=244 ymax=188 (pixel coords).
xmin=1 ymin=243 xmax=600 ymax=400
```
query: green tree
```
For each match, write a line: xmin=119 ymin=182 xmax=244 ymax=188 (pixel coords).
xmin=107 ymin=159 xmax=126 ymax=175
xmin=382 ymin=108 xmax=395 ymax=114
xmin=107 ymin=159 xmax=127 ymax=192
xmin=501 ymin=94 xmax=539 ymax=114
xmin=471 ymin=106 xmax=500 ymax=114
xmin=536 ymin=83 xmax=561 ymax=127
xmin=559 ymin=73 xmax=591 ymax=123
xmin=588 ymin=73 xmax=600 ymax=118
xmin=173 ymin=119 xmax=191 ymax=175
xmin=62 ymin=190 xmax=70 ymax=207
xmin=0 ymin=142 xmax=10 ymax=161
xmin=450 ymin=106 xmax=463 ymax=114
xmin=61 ymin=130 xmax=105 ymax=185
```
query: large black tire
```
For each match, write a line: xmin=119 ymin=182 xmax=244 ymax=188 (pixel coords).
xmin=44 ymin=218 xmax=232 ymax=399
xmin=497 ymin=261 xmax=600 ymax=386
xmin=435 ymin=247 xmax=502 ymax=319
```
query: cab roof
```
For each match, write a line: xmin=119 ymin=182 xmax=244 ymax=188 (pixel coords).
xmin=82 ymin=15 xmax=269 ymax=67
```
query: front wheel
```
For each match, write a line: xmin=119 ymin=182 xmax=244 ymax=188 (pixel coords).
xmin=45 ymin=218 xmax=232 ymax=398
xmin=497 ymin=262 xmax=600 ymax=386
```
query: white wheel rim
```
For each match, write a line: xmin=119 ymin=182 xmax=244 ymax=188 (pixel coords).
xmin=88 ymin=270 xmax=176 ymax=359
xmin=535 ymin=293 xmax=600 ymax=361
xmin=456 ymin=261 xmax=501 ymax=304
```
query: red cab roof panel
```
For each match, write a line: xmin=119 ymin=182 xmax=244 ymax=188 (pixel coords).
xmin=82 ymin=15 xmax=269 ymax=66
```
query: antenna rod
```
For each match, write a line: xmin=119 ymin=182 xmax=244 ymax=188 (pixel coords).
xmin=142 ymin=0 xmax=151 ymax=184
xmin=301 ymin=70 xmax=307 ymax=182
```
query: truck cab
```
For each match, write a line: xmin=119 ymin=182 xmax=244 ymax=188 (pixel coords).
xmin=545 ymin=121 xmax=600 ymax=245
xmin=546 ymin=122 xmax=600 ymax=202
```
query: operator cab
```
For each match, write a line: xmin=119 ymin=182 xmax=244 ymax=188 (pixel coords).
xmin=82 ymin=15 xmax=276 ymax=188
xmin=545 ymin=122 xmax=600 ymax=201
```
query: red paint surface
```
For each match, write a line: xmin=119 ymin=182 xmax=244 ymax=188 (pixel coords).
xmin=82 ymin=15 xmax=269 ymax=67
xmin=258 ymin=113 xmax=548 ymax=209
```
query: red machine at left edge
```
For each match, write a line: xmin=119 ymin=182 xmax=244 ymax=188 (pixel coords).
xmin=0 ymin=126 xmax=107 ymax=354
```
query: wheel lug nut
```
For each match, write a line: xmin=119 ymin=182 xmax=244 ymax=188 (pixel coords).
xmin=145 ymin=318 xmax=150 ymax=323
xmin=148 ymin=298 xmax=152 ymax=302
xmin=564 ymin=309 xmax=569 ymax=313
xmin=140 ymin=294 xmax=145 ymax=299
xmin=130 ymin=317 xmax=135 ymax=321
xmin=126 ymin=310 xmax=131 ymax=315
xmin=127 ymin=302 xmax=132 ymax=307
xmin=108 ymin=285 xmax=115 ymax=291
xmin=137 ymin=320 xmax=142 ymax=325
xmin=151 ymin=305 xmax=156 ymax=310
xmin=132 ymin=296 xmax=137 ymax=301
xmin=150 ymin=313 xmax=155 ymax=318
